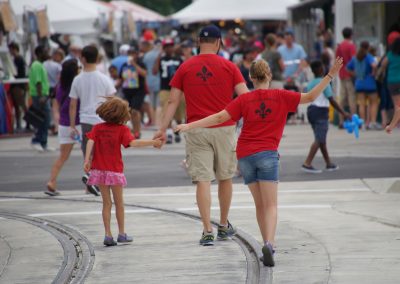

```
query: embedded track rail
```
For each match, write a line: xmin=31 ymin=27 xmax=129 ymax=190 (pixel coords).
xmin=0 ymin=195 xmax=272 ymax=283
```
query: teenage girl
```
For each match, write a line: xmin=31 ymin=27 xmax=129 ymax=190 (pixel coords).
xmin=84 ymin=97 xmax=162 ymax=246
xmin=175 ymin=57 xmax=343 ymax=266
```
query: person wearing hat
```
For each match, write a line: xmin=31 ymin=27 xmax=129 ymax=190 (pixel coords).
xmin=154 ymin=25 xmax=248 ymax=246
xmin=111 ymin=44 xmax=130 ymax=74
xmin=119 ymin=46 xmax=147 ymax=139
xmin=152 ymin=38 xmax=183 ymax=144
xmin=278 ymin=28 xmax=308 ymax=80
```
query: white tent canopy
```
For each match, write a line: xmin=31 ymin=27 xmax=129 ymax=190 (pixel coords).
xmin=171 ymin=0 xmax=299 ymax=24
xmin=10 ymin=0 xmax=110 ymax=35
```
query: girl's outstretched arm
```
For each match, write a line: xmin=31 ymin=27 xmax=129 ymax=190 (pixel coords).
xmin=130 ymin=138 xmax=162 ymax=148
xmin=84 ymin=139 xmax=94 ymax=172
xmin=175 ymin=110 xmax=231 ymax=133
xmin=300 ymin=57 xmax=343 ymax=104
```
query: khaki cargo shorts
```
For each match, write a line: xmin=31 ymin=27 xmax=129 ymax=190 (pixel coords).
xmin=184 ymin=126 xmax=237 ymax=182
xmin=159 ymin=89 xmax=186 ymax=122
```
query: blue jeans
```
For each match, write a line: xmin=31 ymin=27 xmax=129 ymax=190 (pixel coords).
xmin=31 ymin=97 xmax=50 ymax=148
xmin=238 ymin=151 xmax=280 ymax=184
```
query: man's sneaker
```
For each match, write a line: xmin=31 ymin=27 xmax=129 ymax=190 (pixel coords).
xmin=166 ymin=134 xmax=173 ymax=144
xmin=199 ymin=232 xmax=214 ymax=246
xmin=326 ymin=163 xmax=339 ymax=171
xmin=217 ymin=221 xmax=236 ymax=240
xmin=174 ymin=133 xmax=181 ymax=143
xmin=261 ymin=241 xmax=275 ymax=267
xmin=301 ymin=164 xmax=322 ymax=174
xmin=82 ymin=174 xmax=100 ymax=196
xmin=117 ymin=233 xmax=133 ymax=243
xmin=43 ymin=146 xmax=55 ymax=152
xmin=103 ymin=236 xmax=117 ymax=246
xmin=31 ymin=143 xmax=44 ymax=152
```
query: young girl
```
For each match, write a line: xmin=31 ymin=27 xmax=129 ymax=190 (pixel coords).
xmin=84 ymin=97 xmax=162 ymax=246
xmin=175 ymin=57 xmax=343 ymax=267
xmin=46 ymin=59 xmax=80 ymax=196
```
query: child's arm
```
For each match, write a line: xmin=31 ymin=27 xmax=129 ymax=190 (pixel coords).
xmin=386 ymin=107 xmax=400 ymax=134
xmin=174 ymin=110 xmax=231 ymax=133
xmin=130 ymin=138 xmax=163 ymax=148
xmin=83 ymin=139 xmax=94 ymax=173
xmin=299 ymin=57 xmax=343 ymax=104
xmin=328 ymin=97 xmax=351 ymax=120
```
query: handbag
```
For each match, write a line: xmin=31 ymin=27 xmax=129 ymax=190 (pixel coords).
xmin=23 ymin=102 xmax=46 ymax=129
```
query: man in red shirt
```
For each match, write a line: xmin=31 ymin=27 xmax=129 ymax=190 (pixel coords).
xmin=154 ymin=25 xmax=248 ymax=246
xmin=336 ymin=27 xmax=356 ymax=126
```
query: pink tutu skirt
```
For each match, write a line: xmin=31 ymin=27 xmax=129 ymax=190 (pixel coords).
xmin=87 ymin=169 xmax=127 ymax=186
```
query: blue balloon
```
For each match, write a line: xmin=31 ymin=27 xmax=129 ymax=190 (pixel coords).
xmin=343 ymin=114 xmax=364 ymax=139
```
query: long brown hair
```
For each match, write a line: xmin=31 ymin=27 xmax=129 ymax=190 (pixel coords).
xmin=96 ymin=97 xmax=131 ymax=125
xmin=356 ymin=41 xmax=370 ymax=61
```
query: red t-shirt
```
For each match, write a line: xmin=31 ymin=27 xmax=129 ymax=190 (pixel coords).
xmin=336 ymin=40 xmax=356 ymax=80
xmin=225 ymin=89 xmax=300 ymax=159
xmin=86 ymin=123 xmax=134 ymax=173
xmin=170 ymin=54 xmax=245 ymax=127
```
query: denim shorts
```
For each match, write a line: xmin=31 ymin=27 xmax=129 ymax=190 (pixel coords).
xmin=238 ymin=151 xmax=280 ymax=185
xmin=307 ymin=105 xmax=329 ymax=143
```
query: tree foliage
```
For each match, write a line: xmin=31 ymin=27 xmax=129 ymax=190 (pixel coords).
xmin=103 ymin=0 xmax=192 ymax=16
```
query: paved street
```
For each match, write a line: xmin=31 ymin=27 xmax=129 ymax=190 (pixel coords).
xmin=0 ymin=124 xmax=400 ymax=283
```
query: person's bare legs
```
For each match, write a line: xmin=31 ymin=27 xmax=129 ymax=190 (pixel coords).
xmin=218 ymin=179 xmax=233 ymax=226
xmin=319 ymin=142 xmax=332 ymax=166
xmin=196 ymin=181 xmax=212 ymax=232
xmin=131 ymin=109 xmax=141 ymax=135
xmin=259 ymin=181 xmax=278 ymax=245
xmin=142 ymin=101 xmax=154 ymax=125
xmin=248 ymin=182 xmax=268 ymax=241
xmin=47 ymin=143 xmax=74 ymax=190
xmin=369 ymin=93 xmax=379 ymax=125
xmin=111 ymin=185 xmax=124 ymax=235
xmin=303 ymin=141 xmax=320 ymax=167
xmin=99 ymin=185 xmax=112 ymax=237
xmin=357 ymin=93 xmax=366 ymax=123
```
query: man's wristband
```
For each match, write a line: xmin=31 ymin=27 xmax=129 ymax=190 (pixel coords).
xmin=327 ymin=74 xmax=333 ymax=80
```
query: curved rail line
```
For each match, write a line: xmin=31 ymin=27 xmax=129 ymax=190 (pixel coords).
xmin=0 ymin=211 xmax=95 ymax=284
xmin=0 ymin=195 xmax=271 ymax=283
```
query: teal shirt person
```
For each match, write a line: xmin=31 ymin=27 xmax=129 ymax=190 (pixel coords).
xmin=387 ymin=51 xmax=400 ymax=84
xmin=29 ymin=60 xmax=50 ymax=96
xmin=306 ymin=78 xmax=334 ymax=108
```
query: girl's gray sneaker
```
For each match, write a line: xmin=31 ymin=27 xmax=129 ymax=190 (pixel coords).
xmin=117 ymin=233 xmax=133 ymax=243
xmin=103 ymin=236 xmax=117 ymax=246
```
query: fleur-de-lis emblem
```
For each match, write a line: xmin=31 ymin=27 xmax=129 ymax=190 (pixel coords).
xmin=255 ymin=102 xmax=272 ymax=119
xmin=196 ymin=66 xmax=213 ymax=82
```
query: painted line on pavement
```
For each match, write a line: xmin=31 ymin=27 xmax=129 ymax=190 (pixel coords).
xmin=54 ymin=187 xmax=368 ymax=199
xmin=0 ymin=188 xmax=368 ymax=202
xmin=26 ymin=204 xmax=331 ymax=217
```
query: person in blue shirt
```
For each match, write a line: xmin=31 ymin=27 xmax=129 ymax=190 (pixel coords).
xmin=347 ymin=41 xmax=379 ymax=129
xmin=278 ymin=28 xmax=308 ymax=80
xmin=302 ymin=60 xmax=350 ymax=173
xmin=111 ymin=44 xmax=130 ymax=74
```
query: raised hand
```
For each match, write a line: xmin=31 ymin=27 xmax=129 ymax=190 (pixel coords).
xmin=328 ymin=57 xmax=344 ymax=78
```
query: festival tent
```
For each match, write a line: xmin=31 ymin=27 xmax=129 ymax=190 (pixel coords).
xmin=171 ymin=0 xmax=299 ymax=24
xmin=10 ymin=0 xmax=110 ymax=35
xmin=109 ymin=0 xmax=166 ymax=22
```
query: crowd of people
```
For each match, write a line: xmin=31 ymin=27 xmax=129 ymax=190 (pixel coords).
xmin=4 ymin=23 xmax=400 ymax=267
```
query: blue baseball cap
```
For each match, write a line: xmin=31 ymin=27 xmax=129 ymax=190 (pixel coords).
xmin=199 ymin=25 xmax=221 ymax=39
xmin=284 ymin=28 xmax=295 ymax=36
